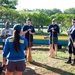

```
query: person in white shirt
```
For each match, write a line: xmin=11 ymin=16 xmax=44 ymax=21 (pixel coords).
xmin=0 ymin=21 xmax=13 ymax=47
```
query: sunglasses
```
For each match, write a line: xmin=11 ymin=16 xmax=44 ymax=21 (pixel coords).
xmin=73 ymin=22 xmax=75 ymax=23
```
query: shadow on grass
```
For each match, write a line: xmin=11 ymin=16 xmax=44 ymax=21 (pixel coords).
xmin=30 ymin=61 xmax=75 ymax=75
xmin=32 ymin=46 xmax=68 ymax=52
xmin=32 ymin=47 xmax=49 ymax=51
xmin=0 ymin=62 xmax=40 ymax=75
xmin=56 ymin=56 xmax=68 ymax=61
xmin=23 ymin=67 xmax=40 ymax=75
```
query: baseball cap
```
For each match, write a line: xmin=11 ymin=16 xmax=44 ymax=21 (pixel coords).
xmin=52 ymin=19 xmax=56 ymax=22
xmin=13 ymin=24 xmax=21 ymax=32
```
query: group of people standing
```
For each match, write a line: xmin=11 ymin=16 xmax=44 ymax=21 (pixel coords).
xmin=48 ymin=18 xmax=75 ymax=66
xmin=0 ymin=18 xmax=35 ymax=75
xmin=0 ymin=18 xmax=75 ymax=75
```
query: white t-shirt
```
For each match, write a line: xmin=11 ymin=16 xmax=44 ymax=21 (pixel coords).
xmin=1 ymin=28 xmax=13 ymax=42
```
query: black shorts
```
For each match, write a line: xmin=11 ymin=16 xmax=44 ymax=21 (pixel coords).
xmin=49 ymin=37 xmax=58 ymax=44
xmin=6 ymin=60 xmax=26 ymax=72
xmin=68 ymin=44 xmax=75 ymax=55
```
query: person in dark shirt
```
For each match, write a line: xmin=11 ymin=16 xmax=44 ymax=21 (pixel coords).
xmin=47 ymin=19 xmax=59 ymax=56
xmin=22 ymin=18 xmax=35 ymax=60
xmin=65 ymin=18 xmax=75 ymax=66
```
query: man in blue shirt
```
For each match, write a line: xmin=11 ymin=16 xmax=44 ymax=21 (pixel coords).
xmin=47 ymin=19 xmax=59 ymax=57
xmin=22 ymin=18 xmax=35 ymax=61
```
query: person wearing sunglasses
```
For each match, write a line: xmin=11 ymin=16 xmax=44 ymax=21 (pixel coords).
xmin=66 ymin=18 xmax=75 ymax=66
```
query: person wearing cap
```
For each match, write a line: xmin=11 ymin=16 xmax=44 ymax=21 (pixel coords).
xmin=65 ymin=18 xmax=75 ymax=66
xmin=47 ymin=19 xmax=59 ymax=57
xmin=0 ymin=21 xmax=13 ymax=47
xmin=22 ymin=18 xmax=35 ymax=58
xmin=2 ymin=24 xmax=28 ymax=75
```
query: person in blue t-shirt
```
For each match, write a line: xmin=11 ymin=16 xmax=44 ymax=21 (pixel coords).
xmin=2 ymin=24 xmax=28 ymax=75
xmin=65 ymin=18 xmax=75 ymax=66
xmin=47 ymin=19 xmax=59 ymax=56
xmin=22 ymin=18 xmax=35 ymax=58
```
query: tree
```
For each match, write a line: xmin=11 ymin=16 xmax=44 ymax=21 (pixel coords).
xmin=64 ymin=8 xmax=75 ymax=14
xmin=52 ymin=8 xmax=62 ymax=14
xmin=0 ymin=0 xmax=18 ymax=9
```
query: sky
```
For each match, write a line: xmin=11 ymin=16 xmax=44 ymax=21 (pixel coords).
xmin=16 ymin=0 xmax=75 ymax=11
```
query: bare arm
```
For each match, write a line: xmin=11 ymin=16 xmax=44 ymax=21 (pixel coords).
xmin=29 ymin=31 xmax=35 ymax=35
xmin=2 ymin=57 xmax=6 ymax=66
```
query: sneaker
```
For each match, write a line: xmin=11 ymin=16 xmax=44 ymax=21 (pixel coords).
xmin=65 ymin=60 xmax=71 ymax=64
xmin=71 ymin=61 xmax=75 ymax=66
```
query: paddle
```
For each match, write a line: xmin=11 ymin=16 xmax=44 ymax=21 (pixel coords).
xmin=27 ymin=29 xmax=33 ymax=62
xmin=50 ymin=32 xmax=55 ymax=58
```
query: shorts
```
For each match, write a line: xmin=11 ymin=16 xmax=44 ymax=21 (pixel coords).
xmin=6 ymin=60 xmax=26 ymax=72
xmin=68 ymin=44 xmax=75 ymax=55
xmin=49 ymin=37 xmax=58 ymax=44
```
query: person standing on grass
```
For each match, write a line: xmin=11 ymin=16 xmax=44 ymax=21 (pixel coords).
xmin=47 ymin=19 xmax=59 ymax=56
xmin=2 ymin=24 xmax=28 ymax=75
xmin=0 ymin=21 xmax=13 ymax=47
xmin=22 ymin=18 xmax=35 ymax=58
xmin=65 ymin=18 xmax=75 ymax=66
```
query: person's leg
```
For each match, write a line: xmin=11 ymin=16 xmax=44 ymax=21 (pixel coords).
xmin=66 ymin=44 xmax=72 ymax=64
xmin=16 ymin=61 xmax=26 ymax=75
xmin=6 ymin=61 xmax=16 ymax=75
xmin=71 ymin=47 xmax=75 ymax=65
xmin=49 ymin=44 xmax=52 ymax=55
xmin=71 ymin=55 xmax=75 ymax=66
xmin=54 ymin=37 xmax=58 ymax=56
xmin=54 ymin=44 xmax=58 ymax=56
xmin=16 ymin=72 xmax=22 ymax=75
xmin=5 ymin=70 xmax=13 ymax=75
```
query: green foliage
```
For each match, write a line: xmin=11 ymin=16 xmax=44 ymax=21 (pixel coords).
xmin=52 ymin=8 xmax=62 ymax=14
xmin=0 ymin=6 xmax=75 ymax=32
xmin=0 ymin=0 xmax=18 ymax=9
xmin=64 ymin=8 xmax=75 ymax=14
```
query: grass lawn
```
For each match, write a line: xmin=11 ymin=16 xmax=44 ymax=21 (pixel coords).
xmin=26 ymin=46 xmax=75 ymax=75
xmin=0 ymin=45 xmax=75 ymax=75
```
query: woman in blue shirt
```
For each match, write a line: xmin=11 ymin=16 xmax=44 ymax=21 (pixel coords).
xmin=2 ymin=24 xmax=28 ymax=75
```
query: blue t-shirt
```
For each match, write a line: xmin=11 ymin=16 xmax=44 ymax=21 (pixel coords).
xmin=3 ymin=36 xmax=28 ymax=61
xmin=22 ymin=25 xmax=35 ymax=42
xmin=47 ymin=24 xmax=59 ymax=37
